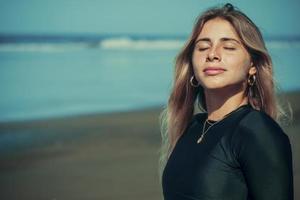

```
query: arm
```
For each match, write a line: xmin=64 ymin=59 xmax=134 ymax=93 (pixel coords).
xmin=235 ymin=112 xmax=294 ymax=200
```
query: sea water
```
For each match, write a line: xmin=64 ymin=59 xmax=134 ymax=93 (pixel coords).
xmin=0 ymin=35 xmax=299 ymax=122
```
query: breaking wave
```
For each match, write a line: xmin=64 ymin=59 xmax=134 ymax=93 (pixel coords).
xmin=0 ymin=34 xmax=299 ymax=52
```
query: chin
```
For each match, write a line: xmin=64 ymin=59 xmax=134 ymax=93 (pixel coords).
xmin=201 ymin=81 xmax=246 ymax=92
xmin=200 ymin=80 xmax=227 ymax=90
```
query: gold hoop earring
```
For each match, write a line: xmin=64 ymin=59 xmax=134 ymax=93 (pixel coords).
xmin=248 ymin=74 xmax=256 ymax=86
xmin=190 ymin=75 xmax=200 ymax=87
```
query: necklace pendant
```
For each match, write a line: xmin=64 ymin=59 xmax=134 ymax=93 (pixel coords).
xmin=197 ymin=135 xmax=204 ymax=143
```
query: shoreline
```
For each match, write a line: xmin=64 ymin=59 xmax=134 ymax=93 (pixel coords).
xmin=1 ymin=88 xmax=300 ymax=125
xmin=0 ymin=104 xmax=166 ymax=125
xmin=0 ymin=105 xmax=164 ymax=156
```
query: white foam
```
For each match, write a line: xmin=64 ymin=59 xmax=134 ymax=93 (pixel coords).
xmin=100 ymin=37 xmax=184 ymax=50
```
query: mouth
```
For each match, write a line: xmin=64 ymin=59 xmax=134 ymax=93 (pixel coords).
xmin=203 ymin=67 xmax=226 ymax=75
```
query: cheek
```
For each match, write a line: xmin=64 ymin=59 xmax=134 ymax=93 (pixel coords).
xmin=228 ymin=55 xmax=251 ymax=74
xmin=191 ymin=53 xmax=198 ymax=72
xmin=233 ymin=61 xmax=251 ymax=81
xmin=237 ymin=51 xmax=251 ymax=72
xmin=192 ymin=52 xmax=205 ymax=70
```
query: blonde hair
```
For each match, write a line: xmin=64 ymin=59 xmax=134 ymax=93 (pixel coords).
xmin=158 ymin=3 xmax=289 ymax=180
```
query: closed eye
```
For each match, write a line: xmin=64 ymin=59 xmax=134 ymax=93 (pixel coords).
xmin=224 ymin=47 xmax=236 ymax=50
xmin=198 ymin=47 xmax=209 ymax=51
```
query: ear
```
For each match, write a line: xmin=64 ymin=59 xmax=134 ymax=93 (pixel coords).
xmin=248 ymin=65 xmax=257 ymax=75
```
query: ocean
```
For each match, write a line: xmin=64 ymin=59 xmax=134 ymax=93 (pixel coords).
xmin=0 ymin=34 xmax=299 ymax=122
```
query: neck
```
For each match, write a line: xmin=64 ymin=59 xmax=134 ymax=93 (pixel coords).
xmin=204 ymin=85 xmax=248 ymax=121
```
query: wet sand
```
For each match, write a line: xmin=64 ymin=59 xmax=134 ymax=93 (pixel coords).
xmin=0 ymin=91 xmax=299 ymax=200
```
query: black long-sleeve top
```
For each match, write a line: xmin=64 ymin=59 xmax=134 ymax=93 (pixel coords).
xmin=162 ymin=104 xmax=294 ymax=200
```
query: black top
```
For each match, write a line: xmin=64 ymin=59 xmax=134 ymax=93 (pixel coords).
xmin=162 ymin=104 xmax=294 ymax=200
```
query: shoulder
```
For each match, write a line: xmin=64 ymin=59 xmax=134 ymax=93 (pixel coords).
xmin=232 ymin=110 xmax=294 ymax=199
xmin=238 ymin=109 xmax=288 ymax=141
xmin=232 ymin=109 xmax=292 ymax=159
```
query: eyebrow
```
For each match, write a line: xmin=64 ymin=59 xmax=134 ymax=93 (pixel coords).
xmin=195 ymin=37 xmax=241 ymax=45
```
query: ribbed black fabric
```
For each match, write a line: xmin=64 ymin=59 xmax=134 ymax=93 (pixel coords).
xmin=162 ymin=105 xmax=294 ymax=200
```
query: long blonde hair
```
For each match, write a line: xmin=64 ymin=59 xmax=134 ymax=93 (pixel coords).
xmin=158 ymin=3 xmax=287 ymax=179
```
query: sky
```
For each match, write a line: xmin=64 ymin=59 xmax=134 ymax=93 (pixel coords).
xmin=0 ymin=0 xmax=299 ymax=37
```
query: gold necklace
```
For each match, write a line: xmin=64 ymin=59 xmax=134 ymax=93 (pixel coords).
xmin=196 ymin=103 xmax=248 ymax=144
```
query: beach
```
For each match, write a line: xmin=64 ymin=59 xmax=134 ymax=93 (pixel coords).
xmin=0 ymin=91 xmax=299 ymax=200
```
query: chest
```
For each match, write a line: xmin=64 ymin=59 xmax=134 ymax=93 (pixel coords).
xmin=162 ymin=122 xmax=247 ymax=198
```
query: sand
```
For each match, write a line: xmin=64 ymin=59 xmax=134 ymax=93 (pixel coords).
xmin=0 ymin=91 xmax=299 ymax=200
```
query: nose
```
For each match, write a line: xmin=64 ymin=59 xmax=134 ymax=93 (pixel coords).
xmin=206 ymin=47 xmax=221 ymax=62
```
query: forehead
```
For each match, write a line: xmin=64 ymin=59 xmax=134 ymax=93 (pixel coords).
xmin=197 ymin=18 xmax=240 ymax=41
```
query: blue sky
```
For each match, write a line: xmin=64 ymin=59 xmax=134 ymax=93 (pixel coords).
xmin=0 ymin=0 xmax=299 ymax=36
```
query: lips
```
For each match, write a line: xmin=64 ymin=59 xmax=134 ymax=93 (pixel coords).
xmin=203 ymin=66 xmax=226 ymax=72
xmin=203 ymin=67 xmax=226 ymax=75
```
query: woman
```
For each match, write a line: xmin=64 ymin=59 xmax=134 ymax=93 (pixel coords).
xmin=160 ymin=3 xmax=294 ymax=200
